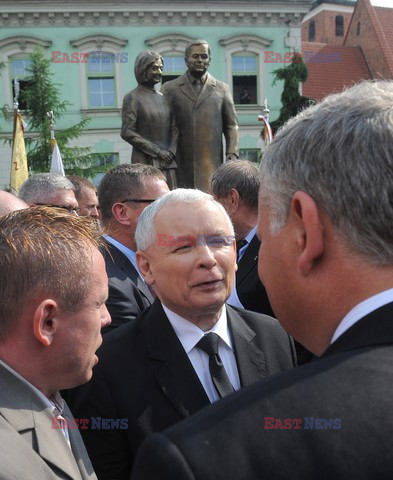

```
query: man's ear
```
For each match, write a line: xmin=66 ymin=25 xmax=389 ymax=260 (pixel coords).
xmin=136 ymin=251 xmax=154 ymax=286
xmin=32 ymin=299 xmax=59 ymax=347
xmin=112 ymin=202 xmax=131 ymax=226
xmin=226 ymin=188 xmax=240 ymax=215
xmin=290 ymin=191 xmax=324 ymax=277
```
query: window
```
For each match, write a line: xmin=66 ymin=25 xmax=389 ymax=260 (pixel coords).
xmin=69 ymin=34 xmax=128 ymax=111
xmin=162 ymin=55 xmax=185 ymax=84
xmin=232 ymin=54 xmax=257 ymax=105
xmin=219 ymin=34 xmax=271 ymax=107
xmin=335 ymin=15 xmax=344 ymax=37
xmin=0 ymin=36 xmax=52 ymax=109
xmin=309 ymin=20 xmax=315 ymax=42
xmin=357 ymin=22 xmax=361 ymax=36
xmin=10 ymin=57 xmax=33 ymax=110
xmin=239 ymin=149 xmax=261 ymax=164
xmin=87 ymin=55 xmax=115 ymax=108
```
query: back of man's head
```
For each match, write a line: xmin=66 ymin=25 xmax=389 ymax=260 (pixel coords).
xmin=0 ymin=206 xmax=103 ymax=343
xmin=19 ymin=173 xmax=75 ymax=205
xmin=210 ymin=159 xmax=259 ymax=212
xmin=261 ymin=80 xmax=393 ymax=265
xmin=98 ymin=163 xmax=166 ymax=226
xmin=0 ymin=190 xmax=28 ymax=215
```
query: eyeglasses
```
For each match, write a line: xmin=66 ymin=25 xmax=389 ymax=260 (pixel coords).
xmin=35 ymin=203 xmax=80 ymax=214
xmin=120 ymin=199 xmax=157 ymax=204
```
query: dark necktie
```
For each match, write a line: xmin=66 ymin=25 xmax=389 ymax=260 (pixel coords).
xmin=236 ymin=238 xmax=247 ymax=262
xmin=196 ymin=332 xmax=234 ymax=398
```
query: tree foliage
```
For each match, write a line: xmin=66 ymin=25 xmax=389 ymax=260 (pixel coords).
xmin=270 ymin=55 xmax=315 ymax=133
xmin=19 ymin=48 xmax=109 ymax=176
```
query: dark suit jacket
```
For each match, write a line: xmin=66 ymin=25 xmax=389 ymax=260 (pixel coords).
xmin=131 ymin=302 xmax=393 ymax=480
xmin=102 ymin=242 xmax=153 ymax=333
xmin=67 ymin=301 xmax=296 ymax=480
xmin=0 ymin=363 xmax=96 ymax=480
xmin=236 ymin=234 xmax=274 ymax=317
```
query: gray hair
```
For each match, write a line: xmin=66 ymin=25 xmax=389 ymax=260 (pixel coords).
xmin=135 ymin=188 xmax=234 ymax=250
xmin=260 ymin=80 xmax=393 ymax=265
xmin=210 ymin=159 xmax=259 ymax=211
xmin=19 ymin=173 xmax=75 ymax=204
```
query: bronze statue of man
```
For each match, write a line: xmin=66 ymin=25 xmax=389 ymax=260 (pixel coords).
xmin=161 ymin=39 xmax=239 ymax=191
xmin=121 ymin=51 xmax=178 ymax=189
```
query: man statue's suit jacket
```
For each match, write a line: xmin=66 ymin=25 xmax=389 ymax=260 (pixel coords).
xmin=0 ymin=363 xmax=96 ymax=480
xmin=102 ymin=242 xmax=153 ymax=333
xmin=131 ymin=302 xmax=393 ymax=480
xmin=67 ymin=300 xmax=296 ymax=480
xmin=161 ymin=72 xmax=238 ymax=191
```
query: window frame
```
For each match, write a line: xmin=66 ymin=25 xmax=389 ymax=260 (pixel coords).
xmin=69 ymin=35 xmax=128 ymax=112
xmin=219 ymin=34 xmax=271 ymax=108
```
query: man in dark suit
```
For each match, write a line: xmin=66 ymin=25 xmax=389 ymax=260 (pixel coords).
xmin=131 ymin=80 xmax=393 ymax=479
xmin=67 ymin=189 xmax=296 ymax=480
xmin=210 ymin=159 xmax=273 ymax=316
xmin=161 ymin=39 xmax=238 ymax=191
xmin=0 ymin=207 xmax=111 ymax=479
xmin=97 ymin=163 xmax=169 ymax=332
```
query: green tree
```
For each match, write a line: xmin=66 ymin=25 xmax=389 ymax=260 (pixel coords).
xmin=19 ymin=48 xmax=108 ymax=176
xmin=270 ymin=55 xmax=315 ymax=133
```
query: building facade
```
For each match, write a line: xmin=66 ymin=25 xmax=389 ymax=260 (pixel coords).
xmin=0 ymin=0 xmax=310 ymax=188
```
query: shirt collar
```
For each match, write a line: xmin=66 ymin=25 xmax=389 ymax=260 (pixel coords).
xmin=188 ymin=72 xmax=207 ymax=85
xmin=104 ymin=234 xmax=141 ymax=276
xmin=331 ymin=287 xmax=393 ymax=344
xmin=162 ymin=304 xmax=233 ymax=354
xmin=0 ymin=359 xmax=63 ymax=415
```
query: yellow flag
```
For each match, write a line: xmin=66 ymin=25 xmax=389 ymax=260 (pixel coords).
xmin=10 ymin=113 xmax=28 ymax=193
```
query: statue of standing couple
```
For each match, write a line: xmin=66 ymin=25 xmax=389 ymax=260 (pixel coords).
xmin=121 ymin=40 xmax=239 ymax=191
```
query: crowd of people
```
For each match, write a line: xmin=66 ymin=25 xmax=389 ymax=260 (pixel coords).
xmin=0 ymin=79 xmax=393 ymax=480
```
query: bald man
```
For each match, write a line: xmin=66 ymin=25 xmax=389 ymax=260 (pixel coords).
xmin=0 ymin=190 xmax=28 ymax=216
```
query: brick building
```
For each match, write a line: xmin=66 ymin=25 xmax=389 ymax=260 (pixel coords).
xmin=302 ymin=0 xmax=355 ymax=45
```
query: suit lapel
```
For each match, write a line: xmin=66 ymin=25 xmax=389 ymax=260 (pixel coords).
xmin=227 ymin=306 xmax=268 ymax=386
xmin=145 ymin=302 xmax=210 ymax=418
xmin=106 ymin=242 xmax=154 ymax=303
xmin=236 ymin=234 xmax=259 ymax=285
xmin=0 ymin=365 xmax=87 ymax=479
xmin=177 ymin=74 xmax=198 ymax=103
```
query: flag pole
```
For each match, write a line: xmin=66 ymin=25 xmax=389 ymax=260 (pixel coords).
xmin=10 ymin=78 xmax=29 ymax=193
xmin=258 ymin=98 xmax=273 ymax=149
xmin=48 ymin=110 xmax=65 ymax=176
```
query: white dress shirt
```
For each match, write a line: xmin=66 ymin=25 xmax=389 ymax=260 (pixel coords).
xmin=163 ymin=304 xmax=241 ymax=403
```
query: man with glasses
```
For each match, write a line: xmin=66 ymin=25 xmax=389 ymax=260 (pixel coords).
xmin=97 ymin=163 xmax=169 ymax=332
xmin=19 ymin=173 xmax=79 ymax=214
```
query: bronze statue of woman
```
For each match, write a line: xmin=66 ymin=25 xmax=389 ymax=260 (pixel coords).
xmin=121 ymin=51 xmax=178 ymax=188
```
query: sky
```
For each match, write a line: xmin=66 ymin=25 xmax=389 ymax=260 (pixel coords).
xmin=369 ymin=0 xmax=393 ymax=7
